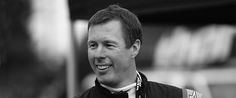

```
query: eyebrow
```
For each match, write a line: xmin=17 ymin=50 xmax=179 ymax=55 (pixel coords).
xmin=88 ymin=38 xmax=119 ymax=45
xmin=87 ymin=40 xmax=95 ymax=45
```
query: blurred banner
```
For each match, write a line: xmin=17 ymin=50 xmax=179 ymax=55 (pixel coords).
xmin=154 ymin=25 xmax=236 ymax=70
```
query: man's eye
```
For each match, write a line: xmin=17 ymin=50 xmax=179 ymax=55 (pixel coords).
xmin=88 ymin=43 xmax=97 ymax=48
xmin=105 ymin=44 xmax=115 ymax=48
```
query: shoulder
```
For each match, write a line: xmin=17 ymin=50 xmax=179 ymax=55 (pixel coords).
xmin=147 ymin=81 xmax=202 ymax=98
xmin=148 ymin=81 xmax=182 ymax=93
xmin=146 ymin=81 xmax=183 ymax=98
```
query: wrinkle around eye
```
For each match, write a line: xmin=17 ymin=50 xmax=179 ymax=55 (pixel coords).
xmin=104 ymin=43 xmax=117 ymax=49
xmin=88 ymin=41 xmax=98 ymax=49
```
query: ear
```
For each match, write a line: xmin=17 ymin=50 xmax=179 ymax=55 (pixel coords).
xmin=131 ymin=39 xmax=141 ymax=58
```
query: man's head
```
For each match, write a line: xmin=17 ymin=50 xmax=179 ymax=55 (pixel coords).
xmin=87 ymin=5 xmax=142 ymax=88
xmin=88 ymin=4 xmax=142 ymax=48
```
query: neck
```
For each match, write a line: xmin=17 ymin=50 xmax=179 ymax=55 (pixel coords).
xmin=101 ymin=82 xmax=136 ymax=93
xmin=116 ymin=64 xmax=137 ymax=88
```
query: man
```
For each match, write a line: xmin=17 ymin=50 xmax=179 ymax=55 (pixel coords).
xmin=76 ymin=4 xmax=202 ymax=98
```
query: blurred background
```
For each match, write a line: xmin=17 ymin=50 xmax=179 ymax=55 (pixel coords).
xmin=0 ymin=0 xmax=235 ymax=98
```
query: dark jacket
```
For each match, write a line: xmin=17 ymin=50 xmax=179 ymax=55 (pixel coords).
xmin=75 ymin=72 xmax=185 ymax=98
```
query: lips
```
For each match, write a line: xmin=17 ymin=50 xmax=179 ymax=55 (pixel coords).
xmin=96 ymin=64 xmax=112 ymax=70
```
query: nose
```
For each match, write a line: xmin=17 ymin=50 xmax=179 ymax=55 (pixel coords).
xmin=94 ymin=45 xmax=106 ymax=59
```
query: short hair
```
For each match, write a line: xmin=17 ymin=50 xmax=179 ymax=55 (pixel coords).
xmin=88 ymin=4 xmax=143 ymax=48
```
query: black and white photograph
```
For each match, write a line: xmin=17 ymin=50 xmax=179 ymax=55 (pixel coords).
xmin=0 ymin=0 xmax=235 ymax=98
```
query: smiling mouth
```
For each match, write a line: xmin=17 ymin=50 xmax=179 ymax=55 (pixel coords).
xmin=96 ymin=64 xmax=112 ymax=70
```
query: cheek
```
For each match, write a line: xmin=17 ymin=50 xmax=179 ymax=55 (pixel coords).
xmin=88 ymin=49 xmax=94 ymax=57
xmin=87 ymin=51 xmax=94 ymax=63
xmin=111 ymin=51 xmax=131 ymax=64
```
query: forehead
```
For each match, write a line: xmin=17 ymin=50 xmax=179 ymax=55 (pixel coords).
xmin=88 ymin=20 xmax=125 ymax=42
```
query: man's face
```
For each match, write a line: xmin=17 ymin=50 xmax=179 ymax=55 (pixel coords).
xmin=88 ymin=20 xmax=135 ymax=87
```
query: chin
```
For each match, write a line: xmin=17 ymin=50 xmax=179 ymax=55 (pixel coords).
xmin=97 ymin=74 xmax=117 ymax=86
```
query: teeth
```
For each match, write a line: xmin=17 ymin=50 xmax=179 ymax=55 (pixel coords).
xmin=97 ymin=65 xmax=110 ymax=70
